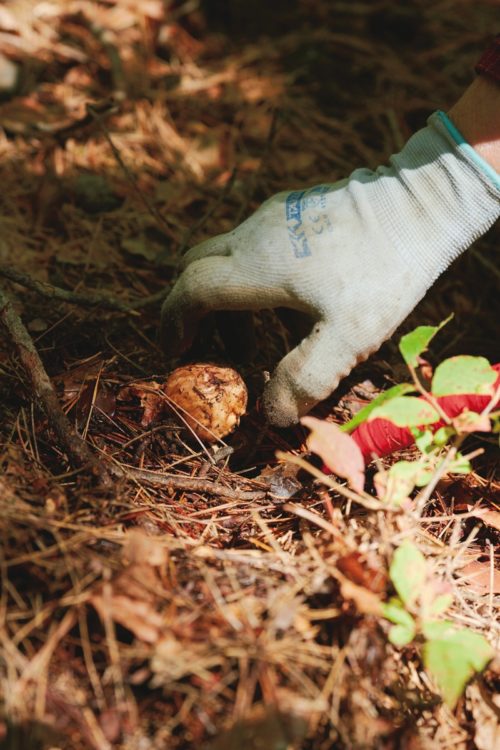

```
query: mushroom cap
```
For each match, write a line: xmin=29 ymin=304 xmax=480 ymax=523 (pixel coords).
xmin=164 ymin=364 xmax=248 ymax=442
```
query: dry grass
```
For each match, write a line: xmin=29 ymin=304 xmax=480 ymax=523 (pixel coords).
xmin=0 ymin=1 xmax=498 ymax=748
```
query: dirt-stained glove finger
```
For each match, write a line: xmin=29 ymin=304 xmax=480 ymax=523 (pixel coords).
xmin=262 ymin=321 xmax=356 ymax=426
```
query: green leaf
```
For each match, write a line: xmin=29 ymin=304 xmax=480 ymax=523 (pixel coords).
xmin=341 ymin=383 xmax=416 ymax=433
xmin=382 ymin=598 xmax=417 ymax=646
xmin=452 ymin=411 xmax=491 ymax=434
xmin=414 ymin=467 xmax=435 ymax=487
xmin=426 ymin=592 xmax=454 ymax=618
xmin=369 ymin=397 xmax=440 ymax=428
xmin=389 ymin=542 xmax=427 ymax=606
xmin=422 ymin=622 xmax=494 ymax=708
xmin=432 ymin=356 xmax=497 ymax=397
xmin=389 ymin=624 xmax=416 ymax=647
xmin=448 ymin=453 xmax=472 ymax=475
xmin=399 ymin=315 xmax=453 ymax=368
xmin=433 ymin=426 xmax=455 ymax=446
xmin=412 ymin=428 xmax=434 ymax=454
xmin=382 ymin=598 xmax=415 ymax=627
xmin=380 ymin=461 xmax=419 ymax=504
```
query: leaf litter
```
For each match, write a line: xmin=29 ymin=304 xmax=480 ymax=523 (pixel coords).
xmin=0 ymin=1 xmax=498 ymax=748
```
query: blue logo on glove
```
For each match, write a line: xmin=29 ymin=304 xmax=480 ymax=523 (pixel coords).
xmin=286 ymin=186 xmax=333 ymax=258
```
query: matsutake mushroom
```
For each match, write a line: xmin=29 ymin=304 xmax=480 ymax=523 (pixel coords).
xmin=164 ymin=364 xmax=248 ymax=442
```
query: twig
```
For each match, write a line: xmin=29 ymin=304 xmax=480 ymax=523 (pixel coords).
xmin=118 ymin=465 xmax=266 ymax=501
xmin=128 ymin=286 xmax=170 ymax=309
xmin=88 ymin=23 xmax=126 ymax=99
xmin=0 ymin=265 xmax=139 ymax=315
xmin=407 ymin=363 xmax=450 ymax=424
xmin=86 ymin=103 xmax=175 ymax=239
xmin=177 ymin=168 xmax=237 ymax=256
xmin=235 ymin=108 xmax=279 ymax=225
xmin=275 ymin=450 xmax=383 ymax=511
xmin=0 ymin=287 xmax=109 ymax=482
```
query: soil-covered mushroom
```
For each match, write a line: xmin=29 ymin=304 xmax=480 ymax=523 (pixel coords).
xmin=164 ymin=364 xmax=248 ymax=442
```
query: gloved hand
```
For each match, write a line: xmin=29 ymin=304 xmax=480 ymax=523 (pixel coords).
xmin=161 ymin=111 xmax=500 ymax=426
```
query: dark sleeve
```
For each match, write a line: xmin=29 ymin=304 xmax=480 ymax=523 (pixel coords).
xmin=475 ymin=35 xmax=500 ymax=83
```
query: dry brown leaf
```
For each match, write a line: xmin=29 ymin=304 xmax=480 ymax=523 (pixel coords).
xmin=90 ymin=533 xmax=168 ymax=645
xmin=337 ymin=552 xmax=388 ymax=594
xmin=471 ymin=509 xmax=500 ymax=532
xmin=458 ymin=561 xmax=500 ymax=594
xmin=301 ymin=416 xmax=365 ymax=492
xmin=210 ymin=704 xmax=309 ymax=750
xmin=118 ymin=380 xmax=164 ymax=427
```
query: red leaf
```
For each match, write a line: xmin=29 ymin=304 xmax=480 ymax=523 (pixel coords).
xmin=301 ymin=416 xmax=365 ymax=493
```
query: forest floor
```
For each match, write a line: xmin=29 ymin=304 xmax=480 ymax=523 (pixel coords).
xmin=0 ymin=1 xmax=498 ymax=749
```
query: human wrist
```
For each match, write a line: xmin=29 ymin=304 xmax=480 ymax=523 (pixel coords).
xmin=360 ymin=111 xmax=500 ymax=281
xmin=448 ymin=76 xmax=500 ymax=173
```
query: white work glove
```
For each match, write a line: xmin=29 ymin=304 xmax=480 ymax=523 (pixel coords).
xmin=161 ymin=111 xmax=500 ymax=426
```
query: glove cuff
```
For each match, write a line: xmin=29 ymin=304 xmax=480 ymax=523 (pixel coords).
xmin=368 ymin=110 xmax=500 ymax=283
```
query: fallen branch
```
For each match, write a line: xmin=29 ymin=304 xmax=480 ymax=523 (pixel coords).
xmin=121 ymin=465 xmax=266 ymax=501
xmin=0 ymin=265 xmax=139 ymax=315
xmin=0 ymin=287 xmax=109 ymax=483
xmin=275 ymin=450 xmax=383 ymax=511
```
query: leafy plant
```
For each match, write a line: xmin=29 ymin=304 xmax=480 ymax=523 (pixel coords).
xmin=299 ymin=317 xmax=499 ymax=709
xmin=382 ymin=541 xmax=493 ymax=708
xmin=341 ymin=316 xmax=499 ymax=505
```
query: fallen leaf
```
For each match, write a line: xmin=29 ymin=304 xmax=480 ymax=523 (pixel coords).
xmin=458 ymin=561 xmax=500 ymax=594
xmin=0 ymin=53 xmax=18 ymax=93
xmin=469 ymin=509 xmax=500 ymax=533
xmin=259 ymin=463 xmax=302 ymax=500
xmin=99 ymin=707 xmax=122 ymax=744
xmin=72 ymin=173 xmax=123 ymax=214
xmin=118 ymin=380 xmax=164 ymax=427
xmin=59 ymin=362 xmax=117 ymax=426
xmin=121 ymin=234 xmax=160 ymax=262
xmin=27 ymin=317 xmax=48 ymax=332
xmin=301 ymin=416 xmax=365 ymax=492
xmin=210 ymin=704 xmax=309 ymax=750
xmin=336 ymin=552 xmax=387 ymax=594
